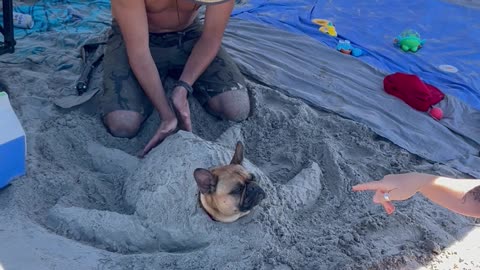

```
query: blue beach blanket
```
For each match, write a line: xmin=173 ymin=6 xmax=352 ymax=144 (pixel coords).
xmin=10 ymin=0 xmax=111 ymax=37
xmin=232 ymin=0 xmax=480 ymax=110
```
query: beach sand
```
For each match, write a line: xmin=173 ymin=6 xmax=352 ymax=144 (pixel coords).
xmin=1 ymin=1 xmax=479 ymax=269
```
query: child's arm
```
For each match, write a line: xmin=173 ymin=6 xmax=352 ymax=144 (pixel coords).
xmin=353 ymin=173 xmax=480 ymax=217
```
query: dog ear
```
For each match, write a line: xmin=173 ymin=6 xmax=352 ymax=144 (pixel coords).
xmin=194 ymin=168 xmax=218 ymax=194
xmin=230 ymin=141 xmax=244 ymax=165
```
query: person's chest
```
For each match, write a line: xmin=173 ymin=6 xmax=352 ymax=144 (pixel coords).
xmin=144 ymin=0 xmax=200 ymax=13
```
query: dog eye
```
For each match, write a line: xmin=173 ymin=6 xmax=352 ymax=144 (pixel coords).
xmin=250 ymin=174 xmax=257 ymax=182
xmin=230 ymin=185 xmax=244 ymax=195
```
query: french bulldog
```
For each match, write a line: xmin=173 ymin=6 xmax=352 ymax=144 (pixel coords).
xmin=195 ymin=141 xmax=266 ymax=223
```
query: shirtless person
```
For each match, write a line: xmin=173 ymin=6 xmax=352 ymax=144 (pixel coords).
xmin=101 ymin=0 xmax=249 ymax=156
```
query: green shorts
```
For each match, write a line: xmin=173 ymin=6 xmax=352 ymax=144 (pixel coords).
xmin=100 ymin=19 xmax=247 ymax=118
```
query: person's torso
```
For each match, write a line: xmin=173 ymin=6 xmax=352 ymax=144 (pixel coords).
xmin=145 ymin=0 xmax=201 ymax=33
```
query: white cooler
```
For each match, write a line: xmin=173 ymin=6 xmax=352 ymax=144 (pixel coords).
xmin=0 ymin=91 xmax=26 ymax=188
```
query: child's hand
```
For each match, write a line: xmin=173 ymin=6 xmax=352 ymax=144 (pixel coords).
xmin=352 ymin=173 xmax=434 ymax=215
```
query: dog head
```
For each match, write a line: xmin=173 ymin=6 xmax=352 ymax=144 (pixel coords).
xmin=194 ymin=141 xmax=266 ymax=223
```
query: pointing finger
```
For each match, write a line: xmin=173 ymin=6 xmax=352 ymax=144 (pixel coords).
xmin=352 ymin=180 xmax=385 ymax=192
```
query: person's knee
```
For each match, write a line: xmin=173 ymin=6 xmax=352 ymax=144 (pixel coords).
xmin=103 ymin=111 xmax=143 ymax=138
xmin=208 ymin=90 xmax=250 ymax=122
xmin=222 ymin=103 xmax=250 ymax=122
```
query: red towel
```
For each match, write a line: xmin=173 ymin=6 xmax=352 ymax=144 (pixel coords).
xmin=383 ymin=73 xmax=445 ymax=112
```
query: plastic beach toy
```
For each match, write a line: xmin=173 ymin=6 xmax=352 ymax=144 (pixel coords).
xmin=438 ymin=64 xmax=458 ymax=73
xmin=394 ymin=29 xmax=425 ymax=52
xmin=429 ymin=107 xmax=443 ymax=121
xmin=312 ymin=19 xmax=337 ymax=37
xmin=336 ymin=40 xmax=363 ymax=57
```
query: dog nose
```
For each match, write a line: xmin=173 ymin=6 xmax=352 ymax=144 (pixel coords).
xmin=247 ymin=183 xmax=266 ymax=200
xmin=254 ymin=186 xmax=266 ymax=201
xmin=240 ymin=183 xmax=266 ymax=212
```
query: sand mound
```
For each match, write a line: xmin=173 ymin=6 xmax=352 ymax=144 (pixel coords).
xmin=45 ymin=130 xmax=322 ymax=257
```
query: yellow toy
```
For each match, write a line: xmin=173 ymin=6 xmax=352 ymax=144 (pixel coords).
xmin=312 ymin=19 xmax=337 ymax=37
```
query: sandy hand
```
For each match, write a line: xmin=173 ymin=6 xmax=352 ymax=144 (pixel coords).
xmin=171 ymin=86 xmax=192 ymax=132
xmin=141 ymin=117 xmax=178 ymax=158
xmin=352 ymin=173 xmax=432 ymax=215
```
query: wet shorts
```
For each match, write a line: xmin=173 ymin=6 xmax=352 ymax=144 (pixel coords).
xmin=101 ymin=19 xmax=247 ymax=118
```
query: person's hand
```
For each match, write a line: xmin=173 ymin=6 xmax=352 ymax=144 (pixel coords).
xmin=171 ymin=86 xmax=192 ymax=132
xmin=352 ymin=173 xmax=433 ymax=215
xmin=141 ymin=116 xmax=178 ymax=157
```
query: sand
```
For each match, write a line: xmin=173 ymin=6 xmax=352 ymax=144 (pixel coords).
xmin=0 ymin=76 xmax=478 ymax=269
xmin=1 ymin=1 xmax=480 ymax=270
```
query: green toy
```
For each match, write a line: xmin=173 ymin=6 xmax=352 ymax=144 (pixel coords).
xmin=394 ymin=29 xmax=425 ymax=53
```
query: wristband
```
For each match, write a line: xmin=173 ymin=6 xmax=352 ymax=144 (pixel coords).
xmin=175 ymin=80 xmax=194 ymax=95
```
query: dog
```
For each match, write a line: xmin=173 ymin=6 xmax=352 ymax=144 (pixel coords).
xmin=45 ymin=130 xmax=321 ymax=257
xmin=195 ymin=141 xmax=266 ymax=223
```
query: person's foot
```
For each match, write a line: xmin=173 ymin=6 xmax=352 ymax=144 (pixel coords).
xmin=171 ymin=86 xmax=192 ymax=132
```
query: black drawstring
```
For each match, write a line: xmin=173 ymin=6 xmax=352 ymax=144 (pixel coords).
xmin=177 ymin=31 xmax=185 ymax=48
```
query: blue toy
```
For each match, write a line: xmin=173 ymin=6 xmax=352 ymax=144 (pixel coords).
xmin=336 ymin=40 xmax=363 ymax=57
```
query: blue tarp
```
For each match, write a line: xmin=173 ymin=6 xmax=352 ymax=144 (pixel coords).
xmin=0 ymin=1 xmax=111 ymax=63
xmin=5 ymin=0 xmax=110 ymax=38
xmin=3 ymin=1 xmax=479 ymax=110
xmin=232 ymin=0 xmax=480 ymax=110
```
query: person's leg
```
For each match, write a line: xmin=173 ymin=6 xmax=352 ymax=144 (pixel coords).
xmin=194 ymin=47 xmax=250 ymax=122
xmin=206 ymin=89 xmax=250 ymax=122
xmin=100 ymin=22 xmax=154 ymax=138
xmin=103 ymin=111 xmax=144 ymax=138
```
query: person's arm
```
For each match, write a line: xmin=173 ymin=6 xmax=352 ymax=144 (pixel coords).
xmin=111 ymin=0 xmax=176 ymax=123
xmin=178 ymin=0 xmax=235 ymax=87
xmin=168 ymin=1 xmax=234 ymax=134
xmin=420 ymin=176 xmax=480 ymax=217
xmin=352 ymin=173 xmax=480 ymax=218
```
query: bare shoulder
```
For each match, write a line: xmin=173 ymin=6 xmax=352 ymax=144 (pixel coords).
xmin=204 ymin=0 xmax=235 ymax=13
xmin=111 ymin=0 xmax=149 ymax=55
xmin=110 ymin=0 xmax=147 ymax=8
xmin=111 ymin=0 xmax=147 ymax=19
xmin=203 ymin=0 xmax=235 ymax=36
